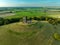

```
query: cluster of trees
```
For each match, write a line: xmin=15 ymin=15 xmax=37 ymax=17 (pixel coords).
xmin=0 ymin=17 xmax=21 ymax=26
xmin=0 ymin=16 xmax=60 ymax=26
xmin=30 ymin=16 xmax=60 ymax=25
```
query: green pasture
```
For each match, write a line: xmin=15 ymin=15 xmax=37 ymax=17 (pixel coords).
xmin=0 ymin=21 xmax=60 ymax=45
xmin=5 ymin=11 xmax=46 ymax=19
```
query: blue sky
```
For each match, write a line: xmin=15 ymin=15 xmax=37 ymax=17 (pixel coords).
xmin=0 ymin=0 xmax=60 ymax=7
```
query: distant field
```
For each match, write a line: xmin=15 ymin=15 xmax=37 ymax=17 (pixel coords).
xmin=47 ymin=11 xmax=60 ymax=18
xmin=4 ymin=11 xmax=46 ymax=19
xmin=0 ymin=13 xmax=15 ymax=17
xmin=48 ymin=15 xmax=60 ymax=18
xmin=3 ymin=10 xmax=60 ymax=19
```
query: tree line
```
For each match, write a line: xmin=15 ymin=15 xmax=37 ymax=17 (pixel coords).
xmin=0 ymin=16 xmax=60 ymax=26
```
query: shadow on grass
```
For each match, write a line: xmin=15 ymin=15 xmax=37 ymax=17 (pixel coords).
xmin=8 ymin=30 xmax=20 ymax=35
xmin=8 ymin=30 xmax=37 ymax=37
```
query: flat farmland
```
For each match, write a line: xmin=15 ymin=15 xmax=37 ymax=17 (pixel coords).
xmin=47 ymin=11 xmax=60 ymax=18
xmin=0 ymin=13 xmax=15 ymax=17
xmin=4 ymin=10 xmax=60 ymax=19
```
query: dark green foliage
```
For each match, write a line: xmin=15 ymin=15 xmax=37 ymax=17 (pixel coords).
xmin=48 ymin=18 xmax=58 ymax=25
xmin=27 ymin=17 xmax=32 ymax=20
xmin=0 ymin=17 xmax=5 ymax=25
xmin=5 ymin=18 xmax=20 ymax=24
xmin=8 ymin=18 xmax=20 ymax=23
xmin=0 ymin=17 xmax=21 ymax=26
xmin=56 ymin=19 xmax=60 ymax=24
xmin=4 ymin=19 xmax=10 ymax=24
xmin=40 ymin=16 xmax=46 ymax=21
xmin=57 ymin=21 xmax=60 ymax=23
xmin=31 ymin=17 xmax=40 ymax=21
xmin=33 ymin=17 xmax=38 ymax=20
xmin=0 ymin=16 xmax=60 ymax=26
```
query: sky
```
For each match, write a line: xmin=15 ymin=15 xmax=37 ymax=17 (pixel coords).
xmin=0 ymin=0 xmax=60 ymax=7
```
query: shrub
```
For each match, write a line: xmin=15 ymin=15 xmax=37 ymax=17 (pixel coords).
xmin=4 ymin=19 xmax=10 ymax=24
xmin=0 ymin=17 xmax=5 ymax=25
xmin=56 ymin=19 xmax=60 ymax=24
xmin=33 ymin=17 xmax=37 ymax=20
xmin=48 ymin=19 xmax=58 ymax=25
xmin=54 ymin=33 xmax=60 ymax=40
xmin=0 ymin=17 xmax=21 ymax=26
xmin=33 ymin=17 xmax=40 ymax=21
xmin=40 ymin=16 xmax=46 ymax=21
xmin=48 ymin=19 xmax=54 ymax=24
xmin=5 ymin=18 xmax=21 ymax=23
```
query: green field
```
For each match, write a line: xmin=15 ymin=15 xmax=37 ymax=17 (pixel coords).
xmin=4 ymin=11 xmax=46 ymax=19
xmin=4 ymin=9 xmax=60 ymax=19
xmin=0 ymin=7 xmax=60 ymax=45
xmin=0 ymin=21 xmax=60 ymax=45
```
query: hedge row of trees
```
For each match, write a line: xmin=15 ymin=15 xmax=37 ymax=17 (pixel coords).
xmin=0 ymin=17 xmax=21 ymax=26
xmin=0 ymin=16 xmax=60 ymax=26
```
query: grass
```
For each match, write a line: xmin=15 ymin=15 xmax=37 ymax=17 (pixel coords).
xmin=3 ymin=10 xmax=60 ymax=20
xmin=4 ymin=11 xmax=46 ymax=19
xmin=54 ymin=33 xmax=60 ymax=40
xmin=0 ymin=10 xmax=60 ymax=45
xmin=0 ymin=21 xmax=59 ymax=45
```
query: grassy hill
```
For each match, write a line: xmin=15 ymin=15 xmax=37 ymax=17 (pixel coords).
xmin=0 ymin=21 xmax=60 ymax=45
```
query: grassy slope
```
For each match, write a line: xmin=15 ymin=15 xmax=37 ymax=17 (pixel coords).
xmin=0 ymin=21 xmax=60 ymax=45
